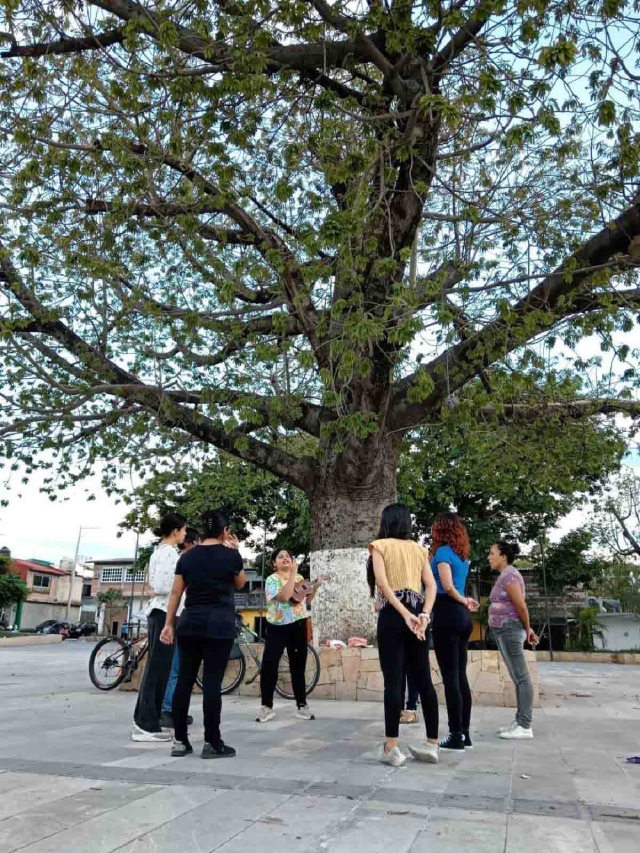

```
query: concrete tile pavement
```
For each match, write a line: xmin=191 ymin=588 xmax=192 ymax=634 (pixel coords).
xmin=0 ymin=643 xmax=638 ymax=852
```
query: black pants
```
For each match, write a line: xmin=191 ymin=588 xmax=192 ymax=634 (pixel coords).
xmin=377 ymin=605 xmax=439 ymax=740
xmin=133 ymin=608 xmax=174 ymax=733
xmin=260 ymin=619 xmax=308 ymax=708
xmin=432 ymin=598 xmax=473 ymax=735
xmin=172 ymin=635 xmax=234 ymax=746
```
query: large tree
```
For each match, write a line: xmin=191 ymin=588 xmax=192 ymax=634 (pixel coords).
xmin=1 ymin=0 xmax=640 ymax=637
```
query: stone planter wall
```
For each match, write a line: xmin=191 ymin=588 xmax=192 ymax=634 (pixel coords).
xmin=0 ymin=634 xmax=63 ymax=648
xmin=536 ymin=650 xmax=640 ymax=664
xmin=121 ymin=644 xmax=539 ymax=708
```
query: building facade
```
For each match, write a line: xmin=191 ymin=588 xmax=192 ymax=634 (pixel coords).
xmin=7 ymin=559 xmax=83 ymax=630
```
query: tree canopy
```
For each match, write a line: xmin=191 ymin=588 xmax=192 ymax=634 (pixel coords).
xmin=0 ymin=0 xmax=639 ymax=552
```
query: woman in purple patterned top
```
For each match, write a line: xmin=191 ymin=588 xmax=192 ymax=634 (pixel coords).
xmin=488 ymin=541 xmax=539 ymax=741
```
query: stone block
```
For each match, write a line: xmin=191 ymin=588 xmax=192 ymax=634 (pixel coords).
xmin=341 ymin=656 xmax=360 ymax=683
xmin=357 ymin=688 xmax=384 ymax=702
xmin=472 ymin=671 xmax=503 ymax=694
xmin=435 ymin=684 xmax=446 ymax=703
xmin=341 ymin=648 xmax=361 ymax=657
xmin=503 ymin=684 xmax=517 ymax=708
xmin=360 ymin=647 xmax=379 ymax=659
xmin=312 ymin=683 xmax=337 ymax=699
xmin=327 ymin=665 xmax=344 ymax=683
xmin=468 ymin=650 xmax=481 ymax=662
xmin=318 ymin=648 xmax=342 ymax=668
xmin=335 ymin=681 xmax=358 ymax=701
xmin=238 ymin=680 xmax=261 ymax=697
xmin=365 ymin=671 xmax=385 ymax=692
xmin=357 ymin=672 xmax=368 ymax=688
xmin=481 ymin=652 xmax=500 ymax=673
xmin=475 ymin=691 xmax=506 ymax=707
xmin=358 ymin=659 xmax=382 ymax=672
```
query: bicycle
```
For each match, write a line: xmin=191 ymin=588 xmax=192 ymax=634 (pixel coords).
xmin=197 ymin=613 xmax=321 ymax=699
xmin=89 ymin=630 xmax=149 ymax=690
xmin=89 ymin=614 xmax=322 ymax=699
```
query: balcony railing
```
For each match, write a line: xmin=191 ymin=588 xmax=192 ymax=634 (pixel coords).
xmin=234 ymin=591 xmax=265 ymax=610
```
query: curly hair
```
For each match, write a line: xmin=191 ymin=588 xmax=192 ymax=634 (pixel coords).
xmin=430 ymin=512 xmax=470 ymax=561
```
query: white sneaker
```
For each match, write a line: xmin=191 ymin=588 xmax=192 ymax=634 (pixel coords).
xmin=499 ymin=724 xmax=533 ymax=740
xmin=377 ymin=743 xmax=407 ymax=767
xmin=407 ymin=742 xmax=439 ymax=764
xmin=296 ymin=705 xmax=316 ymax=720
xmin=497 ymin=719 xmax=518 ymax=735
xmin=131 ymin=725 xmax=172 ymax=742
xmin=256 ymin=705 xmax=276 ymax=723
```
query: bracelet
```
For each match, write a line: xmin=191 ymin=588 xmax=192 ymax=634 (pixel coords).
xmin=419 ymin=612 xmax=430 ymax=621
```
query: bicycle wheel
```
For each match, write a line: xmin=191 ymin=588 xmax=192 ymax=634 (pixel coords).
xmin=275 ymin=644 xmax=321 ymax=700
xmin=195 ymin=646 xmax=246 ymax=695
xmin=89 ymin=636 xmax=130 ymax=690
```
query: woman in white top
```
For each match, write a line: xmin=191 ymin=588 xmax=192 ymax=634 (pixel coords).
xmin=132 ymin=511 xmax=187 ymax=742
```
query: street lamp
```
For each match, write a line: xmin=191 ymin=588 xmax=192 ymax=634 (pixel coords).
xmin=65 ymin=526 xmax=99 ymax=622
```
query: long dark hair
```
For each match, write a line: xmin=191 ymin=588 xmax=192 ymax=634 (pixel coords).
xmin=366 ymin=503 xmax=413 ymax=598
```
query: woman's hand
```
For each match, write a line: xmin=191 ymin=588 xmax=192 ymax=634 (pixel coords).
xmin=527 ymin=628 xmax=539 ymax=646
xmin=160 ymin=624 xmax=175 ymax=645
xmin=403 ymin=611 xmax=421 ymax=635
xmin=223 ymin=531 xmax=240 ymax=550
xmin=465 ymin=597 xmax=480 ymax=612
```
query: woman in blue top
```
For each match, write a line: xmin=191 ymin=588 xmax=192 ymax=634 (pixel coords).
xmin=430 ymin=512 xmax=478 ymax=751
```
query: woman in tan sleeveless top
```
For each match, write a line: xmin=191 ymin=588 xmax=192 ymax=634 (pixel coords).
xmin=367 ymin=503 xmax=439 ymax=766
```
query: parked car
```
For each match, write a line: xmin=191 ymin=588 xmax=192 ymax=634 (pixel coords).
xmin=42 ymin=620 xmax=70 ymax=635
xmin=68 ymin=621 xmax=97 ymax=639
xmin=35 ymin=619 xmax=59 ymax=634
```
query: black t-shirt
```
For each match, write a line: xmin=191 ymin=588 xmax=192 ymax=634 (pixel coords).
xmin=175 ymin=544 xmax=243 ymax=639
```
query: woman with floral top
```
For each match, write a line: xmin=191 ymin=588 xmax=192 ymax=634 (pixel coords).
xmin=256 ymin=549 xmax=320 ymax=723
xmin=488 ymin=540 xmax=539 ymax=740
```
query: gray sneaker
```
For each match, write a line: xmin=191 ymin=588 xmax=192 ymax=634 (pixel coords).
xmin=296 ymin=705 xmax=315 ymax=720
xmin=376 ymin=743 xmax=406 ymax=767
xmin=407 ymin=742 xmax=439 ymax=764
xmin=131 ymin=725 xmax=172 ymax=743
xmin=171 ymin=740 xmax=193 ymax=757
xmin=256 ymin=705 xmax=276 ymax=723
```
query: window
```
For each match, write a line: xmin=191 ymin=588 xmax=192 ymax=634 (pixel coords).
xmin=100 ymin=567 xmax=124 ymax=583
xmin=124 ymin=568 xmax=146 ymax=584
xmin=32 ymin=574 xmax=51 ymax=591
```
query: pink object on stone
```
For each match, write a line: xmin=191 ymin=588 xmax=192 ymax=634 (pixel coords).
xmin=348 ymin=637 xmax=367 ymax=647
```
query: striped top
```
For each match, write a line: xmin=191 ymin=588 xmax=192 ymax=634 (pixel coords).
xmin=368 ymin=539 xmax=428 ymax=594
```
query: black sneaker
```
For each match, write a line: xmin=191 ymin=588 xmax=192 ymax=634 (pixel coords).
xmin=160 ymin=713 xmax=193 ymax=728
xmin=439 ymin=732 xmax=465 ymax=751
xmin=463 ymin=731 xmax=473 ymax=750
xmin=201 ymin=741 xmax=236 ymax=759
xmin=171 ymin=740 xmax=193 ymax=757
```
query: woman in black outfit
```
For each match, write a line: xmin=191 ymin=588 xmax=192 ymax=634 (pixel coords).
xmin=161 ymin=509 xmax=246 ymax=759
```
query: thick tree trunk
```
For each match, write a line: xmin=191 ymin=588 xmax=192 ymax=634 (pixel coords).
xmin=309 ymin=437 xmax=399 ymax=642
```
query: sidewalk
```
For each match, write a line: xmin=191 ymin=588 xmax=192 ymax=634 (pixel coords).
xmin=0 ymin=644 xmax=638 ymax=852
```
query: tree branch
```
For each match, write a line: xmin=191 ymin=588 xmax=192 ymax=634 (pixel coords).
xmin=0 ymin=27 xmax=124 ymax=58
xmin=0 ymin=243 xmax=316 ymax=489
xmin=389 ymin=198 xmax=640 ymax=430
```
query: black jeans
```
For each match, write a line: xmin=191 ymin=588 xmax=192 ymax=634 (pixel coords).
xmin=260 ymin=619 xmax=308 ymax=708
xmin=133 ymin=608 xmax=175 ymax=733
xmin=172 ymin=635 xmax=234 ymax=746
xmin=432 ymin=597 xmax=473 ymax=735
xmin=377 ymin=605 xmax=439 ymax=740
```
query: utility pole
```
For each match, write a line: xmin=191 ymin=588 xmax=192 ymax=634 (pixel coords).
xmin=65 ymin=526 xmax=98 ymax=622
xmin=128 ymin=531 xmax=140 ymax=635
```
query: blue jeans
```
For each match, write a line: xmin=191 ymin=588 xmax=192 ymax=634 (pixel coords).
xmin=493 ymin=620 xmax=534 ymax=728
xmin=162 ymin=645 xmax=180 ymax=715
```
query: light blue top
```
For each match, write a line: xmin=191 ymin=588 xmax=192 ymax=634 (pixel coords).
xmin=430 ymin=545 xmax=470 ymax=596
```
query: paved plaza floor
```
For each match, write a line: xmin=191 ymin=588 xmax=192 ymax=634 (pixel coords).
xmin=0 ymin=643 xmax=638 ymax=852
